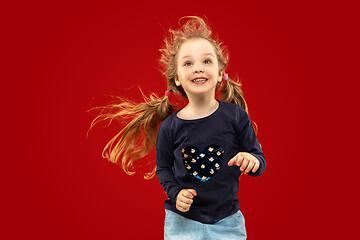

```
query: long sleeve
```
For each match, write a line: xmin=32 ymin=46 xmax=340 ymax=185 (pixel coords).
xmin=236 ymin=108 xmax=266 ymax=177
xmin=154 ymin=101 xmax=266 ymax=223
xmin=156 ymin=120 xmax=182 ymax=207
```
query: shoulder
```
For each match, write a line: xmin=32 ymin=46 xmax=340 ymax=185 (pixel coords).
xmin=160 ymin=111 xmax=177 ymax=129
xmin=157 ymin=111 xmax=177 ymax=141
xmin=219 ymin=101 xmax=248 ymax=119
xmin=219 ymin=100 xmax=245 ymax=111
xmin=218 ymin=101 xmax=251 ymax=135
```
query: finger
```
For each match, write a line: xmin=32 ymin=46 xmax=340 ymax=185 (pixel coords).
xmin=178 ymin=196 xmax=193 ymax=211
xmin=228 ymin=157 xmax=237 ymax=166
xmin=188 ymin=189 xmax=197 ymax=197
xmin=236 ymin=154 xmax=246 ymax=167
xmin=228 ymin=153 xmax=242 ymax=166
xmin=182 ymin=190 xmax=195 ymax=199
xmin=179 ymin=199 xmax=192 ymax=208
xmin=244 ymin=159 xmax=255 ymax=174
xmin=179 ymin=197 xmax=193 ymax=205
xmin=230 ymin=153 xmax=245 ymax=167
xmin=177 ymin=204 xmax=189 ymax=212
xmin=177 ymin=196 xmax=191 ymax=207
xmin=240 ymin=156 xmax=249 ymax=172
xmin=252 ymin=160 xmax=260 ymax=173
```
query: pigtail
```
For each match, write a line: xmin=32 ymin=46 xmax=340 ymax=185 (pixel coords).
xmin=218 ymin=77 xmax=248 ymax=113
xmin=89 ymin=91 xmax=174 ymax=179
xmin=91 ymin=16 xmax=260 ymax=179
xmin=218 ymin=78 xmax=258 ymax=135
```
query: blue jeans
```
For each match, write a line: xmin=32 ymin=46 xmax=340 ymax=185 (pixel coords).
xmin=164 ymin=209 xmax=247 ymax=240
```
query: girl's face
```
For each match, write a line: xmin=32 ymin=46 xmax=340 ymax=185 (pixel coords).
xmin=175 ymin=38 xmax=221 ymax=99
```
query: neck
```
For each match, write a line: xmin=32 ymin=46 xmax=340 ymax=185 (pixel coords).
xmin=186 ymin=94 xmax=218 ymax=114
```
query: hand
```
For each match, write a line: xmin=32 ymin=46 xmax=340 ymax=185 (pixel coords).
xmin=228 ymin=152 xmax=260 ymax=174
xmin=176 ymin=189 xmax=197 ymax=212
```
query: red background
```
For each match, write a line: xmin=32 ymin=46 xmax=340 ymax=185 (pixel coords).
xmin=2 ymin=0 xmax=359 ymax=239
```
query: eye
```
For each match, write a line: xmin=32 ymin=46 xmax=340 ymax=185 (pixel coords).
xmin=204 ymin=59 xmax=212 ymax=64
xmin=184 ymin=61 xmax=192 ymax=67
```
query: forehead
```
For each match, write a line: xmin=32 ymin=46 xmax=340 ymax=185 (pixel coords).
xmin=178 ymin=38 xmax=216 ymax=58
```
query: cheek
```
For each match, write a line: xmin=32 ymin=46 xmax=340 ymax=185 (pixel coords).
xmin=178 ymin=68 xmax=190 ymax=78
xmin=176 ymin=65 xmax=184 ymax=76
xmin=206 ymin=66 xmax=219 ymax=76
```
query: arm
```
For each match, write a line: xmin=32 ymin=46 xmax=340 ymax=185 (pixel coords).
xmin=155 ymin=121 xmax=183 ymax=207
xmin=156 ymin=121 xmax=197 ymax=212
xmin=229 ymin=108 xmax=266 ymax=177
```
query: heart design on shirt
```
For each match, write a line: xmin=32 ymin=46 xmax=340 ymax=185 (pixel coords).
xmin=182 ymin=144 xmax=224 ymax=182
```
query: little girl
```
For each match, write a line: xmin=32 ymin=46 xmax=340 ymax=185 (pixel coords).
xmin=92 ymin=16 xmax=266 ymax=240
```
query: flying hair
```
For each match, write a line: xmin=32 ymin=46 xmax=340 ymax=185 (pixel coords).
xmin=90 ymin=16 xmax=255 ymax=179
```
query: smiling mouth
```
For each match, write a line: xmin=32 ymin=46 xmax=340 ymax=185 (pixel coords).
xmin=192 ymin=78 xmax=208 ymax=83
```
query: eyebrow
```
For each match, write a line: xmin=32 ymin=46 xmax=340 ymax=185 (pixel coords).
xmin=180 ymin=53 xmax=215 ymax=61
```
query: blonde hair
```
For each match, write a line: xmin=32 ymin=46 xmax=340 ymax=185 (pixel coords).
xmin=90 ymin=16 xmax=253 ymax=179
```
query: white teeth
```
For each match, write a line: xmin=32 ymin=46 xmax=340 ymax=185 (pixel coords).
xmin=193 ymin=78 xmax=207 ymax=83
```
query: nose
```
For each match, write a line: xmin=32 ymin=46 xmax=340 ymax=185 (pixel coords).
xmin=194 ymin=64 xmax=204 ymax=73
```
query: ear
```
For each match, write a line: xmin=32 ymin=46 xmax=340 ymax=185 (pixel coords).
xmin=218 ymin=72 xmax=223 ymax=83
xmin=174 ymin=76 xmax=181 ymax=86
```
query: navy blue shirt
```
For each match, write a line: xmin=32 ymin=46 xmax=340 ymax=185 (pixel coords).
xmin=156 ymin=101 xmax=266 ymax=223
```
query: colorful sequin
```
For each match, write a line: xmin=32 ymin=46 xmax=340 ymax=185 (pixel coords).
xmin=182 ymin=144 xmax=224 ymax=182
